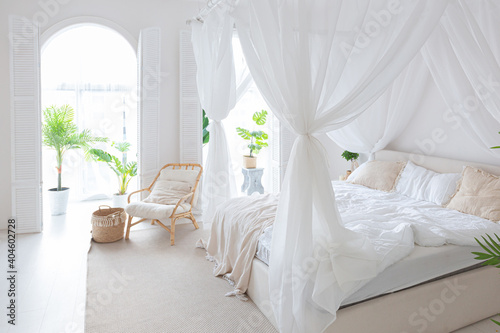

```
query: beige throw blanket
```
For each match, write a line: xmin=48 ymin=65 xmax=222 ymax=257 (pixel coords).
xmin=197 ymin=194 xmax=278 ymax=300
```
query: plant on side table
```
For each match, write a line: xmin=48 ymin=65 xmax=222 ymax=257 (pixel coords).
xmin=236 ymin=110 xmax=269 ymax=169
xmin=42 ymin=105 xmax=107 ymax=215
xmin=88 ymin=141 xmax=138 ymax=208
xmin=341 ymin=150 xmax=360 ymax=178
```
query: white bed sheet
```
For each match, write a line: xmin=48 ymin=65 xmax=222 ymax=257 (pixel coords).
xmin=255 ymin=181 xmax=499 ymax=305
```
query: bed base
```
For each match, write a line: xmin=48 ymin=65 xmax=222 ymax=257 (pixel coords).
xmin=247 ymin=258 xmax=500 ymax=332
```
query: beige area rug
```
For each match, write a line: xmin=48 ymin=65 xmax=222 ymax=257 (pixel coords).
xmin=85 ymin=223 xmax=277 ymax=333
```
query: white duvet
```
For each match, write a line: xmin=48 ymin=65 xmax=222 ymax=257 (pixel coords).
xmin=334 ymin=181 xmax=500 ymax=247
xmin=259 ymin=181 xmax=500 ymax=259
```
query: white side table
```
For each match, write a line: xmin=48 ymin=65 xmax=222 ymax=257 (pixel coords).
xmin=241 ymin=168 xmax=264 ymax=195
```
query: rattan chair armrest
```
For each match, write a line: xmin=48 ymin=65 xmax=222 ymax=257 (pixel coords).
xmin=127 ymin=188 xmax=151 ymax=204
xmin=171 ymin=192 xmax=194 ymax=215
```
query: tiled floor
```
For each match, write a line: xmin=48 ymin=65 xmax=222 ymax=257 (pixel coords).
xmin=0 ymin=199 xmax=498 ymax=333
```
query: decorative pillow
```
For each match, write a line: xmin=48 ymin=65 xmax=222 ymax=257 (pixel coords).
xmin=348 ymin=160 xmax=405 ymax=192
xmin=159 ymin=169 xmax=200 ymax=206
xmin=396 ymin=161 xmax=461 ymax=206
xmin=143 ymin=180 xmax=192 ymax=205
xmin=446 ymin=166 xmax=500 ymax=222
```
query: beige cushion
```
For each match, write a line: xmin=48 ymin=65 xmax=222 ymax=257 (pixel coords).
xmin=446 ymin=166 xmax=500 ymax=222
xmin=125 ymin=201 xmax=191 ymax=219
xmin=349 ymin=160 xmax=406 ymax=192
xmin=143 ymin=180 xmax=192 ymax=205
xmin=159 ymin=169 xmax=200 ymax=206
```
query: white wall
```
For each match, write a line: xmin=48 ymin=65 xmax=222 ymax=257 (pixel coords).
xmin=387 ymin=73 xmax=500 ymax=166
xmin=0 ymin=0 xmax=203 ymax=229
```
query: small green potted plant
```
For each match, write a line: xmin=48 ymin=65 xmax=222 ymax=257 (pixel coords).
xmin=341 ymin=150 xmax=360 ymax=173
xmin=42 ymin=105 xmax=107 ymax=215
xmin=237 ymin=110 xmax=269 ymax=168
xmin=88 ymin=141 xmax=138 ymax=208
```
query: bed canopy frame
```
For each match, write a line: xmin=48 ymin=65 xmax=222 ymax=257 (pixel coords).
xmin=189 ymin=1 xmax=500 ymax=332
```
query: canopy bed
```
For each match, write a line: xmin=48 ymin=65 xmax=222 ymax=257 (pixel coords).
xmin=246 ymin=150 xmax=500 ymax=333
xmin=189 ymin=1 xmax=500 ymax=332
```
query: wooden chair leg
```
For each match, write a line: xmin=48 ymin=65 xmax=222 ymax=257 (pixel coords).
xmin=190 ymin=212 xmax=199 ymax=229
xmin=170 ymin=218 xmax=176 ymax=246
xmin=125 ymin=215 xmax=133 ymax=240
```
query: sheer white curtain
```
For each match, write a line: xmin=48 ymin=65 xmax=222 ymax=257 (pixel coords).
xmin=191 ymin=5 xmax=237 ymax=222
xmin=421 ymin=0 xmax=500 ymax=156
xmin=231 ymin=1 xmax=448 ymax=332
xmin=327 ymin=54 xmax=429 ymax=158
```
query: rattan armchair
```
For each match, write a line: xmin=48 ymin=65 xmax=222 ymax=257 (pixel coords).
xmin=125 ymin=163 xmax=203 ymax=245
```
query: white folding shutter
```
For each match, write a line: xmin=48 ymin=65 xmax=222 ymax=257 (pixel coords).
xmin=179 ymin=30 xmax=202 ymax=164
xmin=9 ymin=15 xmax=42 ymax=233
xmin=271 ymin=114 xmax=295 ymax=193
xmin=138 ymin=27 xmax=161 ymax=190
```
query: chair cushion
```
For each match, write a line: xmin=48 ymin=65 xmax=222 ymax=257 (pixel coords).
xmin=125 ymin=201 xmax=191 ymax=219
xmin=159 ymin=169 xmax=201 ymax=206
xmin=143 ymin=180 xmax=192 ymax=205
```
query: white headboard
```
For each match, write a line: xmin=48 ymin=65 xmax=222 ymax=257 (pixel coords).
xmin=374 ymin=150 xmax=500 ymax=176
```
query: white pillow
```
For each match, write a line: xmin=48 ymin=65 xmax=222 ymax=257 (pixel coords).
xmin=395 ymin=161 xmax=461 ymax=206
xmin=346 ymin=162 xmax=367 ymax=182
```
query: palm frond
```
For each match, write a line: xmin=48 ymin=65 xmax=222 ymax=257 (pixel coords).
xmin=473 ymin=234 xmax=500 ymax=269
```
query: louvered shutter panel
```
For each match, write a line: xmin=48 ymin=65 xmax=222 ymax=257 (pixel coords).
xmin=138 ymin=28 xmax=161 ymax=190
xmin=271 ymin=114 xmax=296 ymax=193
xmin=9 ymin=15 xmax=42 ymax=233
xmin=179 ymin=30 xmax=202 ymax=164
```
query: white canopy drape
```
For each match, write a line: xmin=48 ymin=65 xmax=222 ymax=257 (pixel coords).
xmin=421 ymin=0 xmax=500 ymax=157
xmin=327 ymin=54 xmax=429 ymax=158
xmin=230 ymin=1 xmax=449 ymax=332
xmin=191 ymin=5 xmax=237 ymax=222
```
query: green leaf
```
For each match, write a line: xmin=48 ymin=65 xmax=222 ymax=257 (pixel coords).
xmin=113 ymin=141 xmax=131 ymax=153
xmin=491 ymin=146 xmax=500 ymax=149
xmin=341 ymin=150 xmax=359 ymax=162
xmin=252 ymin=110 xmax=268 ymax=125
xmin=472 ymin=252 xmax=493 ymax=260
xmin=237 ymin=127 xmax=252 ymax=140
xmin=475 ymin=237 xmax=496 ymax=256
xmin=203 ymin=128 xmax=210 ymax=145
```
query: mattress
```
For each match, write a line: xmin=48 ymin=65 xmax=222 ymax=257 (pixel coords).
xmin=255 ymin=180 xmax=495 ymax=305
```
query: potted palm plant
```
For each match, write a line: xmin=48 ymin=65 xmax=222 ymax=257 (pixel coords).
xmin=88 ymin=141 xmax=138 ymax=208
xmin=237 ymin=110 xmax=269 ymax=169
xmin=42 ymin=105 xmax=107 ymax=215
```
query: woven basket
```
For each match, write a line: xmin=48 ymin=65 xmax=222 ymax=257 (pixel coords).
xmin=91 ymin=205 xmax=126 ymax=243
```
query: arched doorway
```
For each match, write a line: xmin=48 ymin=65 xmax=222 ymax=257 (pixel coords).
xmin=41 ymin=23 xmax=138 ymax=218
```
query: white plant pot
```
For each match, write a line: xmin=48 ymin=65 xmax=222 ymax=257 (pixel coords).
xmin=112 ymin=194 xmax=129 ymax=208
xmin=48 ymin=187 xmax=70 ymax=216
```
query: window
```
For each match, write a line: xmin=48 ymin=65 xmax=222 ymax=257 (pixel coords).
xmin=41 ymin=25 xmax=137 ymax=200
